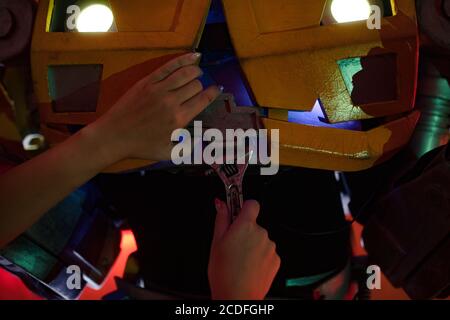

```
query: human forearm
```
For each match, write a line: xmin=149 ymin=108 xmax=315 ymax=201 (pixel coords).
xmin=0 ymin=52 xmax=219 ymax=248
xmin=0 ymin=124 xmax=116 ymax=248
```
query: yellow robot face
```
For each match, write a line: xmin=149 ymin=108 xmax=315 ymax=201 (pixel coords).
xmin=221 ymin=0 xmax=419 ymax=171
xmin=31 ymin=0 xmax=420 ymax=172
xmin=31 ymin=0 xmax=211 ymax=171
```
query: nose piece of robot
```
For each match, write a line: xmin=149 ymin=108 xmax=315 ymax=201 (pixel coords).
xmin=0 ymin=7 xmax=13 ymax=38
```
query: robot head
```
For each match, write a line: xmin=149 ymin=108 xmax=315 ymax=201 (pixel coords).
xmin=222 ymin=0 xmax=420 ymax=171
xmin=31 ymin=0 xmax=420 ymax=172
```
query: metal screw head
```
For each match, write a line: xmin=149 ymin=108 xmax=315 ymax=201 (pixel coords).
xmin=22 ymin=134 xmax=46 ymax=151
xmin=0 ymin=8 xmax=13 ymax=38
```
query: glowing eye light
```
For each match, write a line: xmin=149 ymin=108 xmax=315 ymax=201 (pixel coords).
xmin=331 ymin=0 xmax=371 ymax=23
xmin=76 ymin=4 xmax=114 ymax=32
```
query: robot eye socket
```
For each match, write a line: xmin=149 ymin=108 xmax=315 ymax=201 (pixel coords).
xmin=76 ymin=4 xmax=114 ymax=32
xmin=330 ymin=0 xmax=371 ymax=23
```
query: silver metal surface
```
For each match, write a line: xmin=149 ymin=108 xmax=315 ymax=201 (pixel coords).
xmin=211 ymin=149 xmax=254 ymax=222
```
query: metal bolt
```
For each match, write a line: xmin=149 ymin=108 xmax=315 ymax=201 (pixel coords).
xmin=0 ymin=8 xmax=13 ymax=38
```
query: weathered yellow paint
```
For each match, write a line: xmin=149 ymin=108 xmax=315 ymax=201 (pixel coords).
xmin=268 ymin=109 xmax=289 ymax=122
xmin=32 ymin=0 xmax=211 ymax=109
xmin=32 ymin=49 xmax=181 ymax=104
xmin=223 ymin=0 xmax=418 ymax=122
xmin=262 ymin=111 xmax=420 ymax=172
xmin=31 ymin=0 xmax=211 ymax=172
xmin=29 ymin=0 xmax=420 ymax=172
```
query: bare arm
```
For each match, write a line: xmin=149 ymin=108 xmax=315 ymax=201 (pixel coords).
xmin=0 ymin=53 xmax=220 ymax=248
xmin=0 ymin=126 xmax=113 ymax=248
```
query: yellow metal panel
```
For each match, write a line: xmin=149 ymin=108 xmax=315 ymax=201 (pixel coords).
xmin=109 ymin=0 xmax=183 ymax=32
xmin=31 ymin=0 xmax=211 ymax=172
xmin=262 ymin=111 xmax=420 ymax=171
xmin=250 ymin=0 xmax=325 ymax=33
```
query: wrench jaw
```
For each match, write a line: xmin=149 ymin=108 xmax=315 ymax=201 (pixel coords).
xmin=211 ymin=163 xmax=245 ymax=222
xmin=191 ymin=93 xmax=261 ymax=221
xmin=226 ymin=184 xmax=243 ymax=223
xmin=211 ymin=149 xmax=254 ymax=222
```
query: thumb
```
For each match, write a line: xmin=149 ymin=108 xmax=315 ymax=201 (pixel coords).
xmin=236 ymin=200 xmax=260 ymax=224
xmin=212 ymin=198 xmax=230 ymax=245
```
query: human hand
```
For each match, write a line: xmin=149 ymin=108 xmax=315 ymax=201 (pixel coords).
xmin=87 ymin=52 xmax=221 ymax=163
xmin=208 ymin=199 xmax=280 ymax=300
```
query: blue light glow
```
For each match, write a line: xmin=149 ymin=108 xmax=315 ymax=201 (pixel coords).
xmin=288 ymin=100 xmax=362 ymax=130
